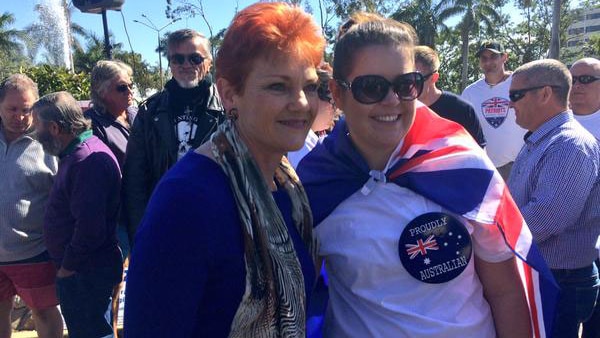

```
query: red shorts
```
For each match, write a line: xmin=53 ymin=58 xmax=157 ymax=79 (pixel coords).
xmin=0 ymin=261 xmax=59 ymax=310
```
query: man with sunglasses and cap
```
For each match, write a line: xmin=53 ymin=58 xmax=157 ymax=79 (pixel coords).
xmin=569 ymin=58 xmax=600 ymax=338
xmin=462 ymin=40 xmax=526 ymax=180
xmin=123 ymin=28 xmax=224 ymax=245
xmin=414 ymin=45 xmax=486 ymax=148
xmin=507 ymin=59 xmax=600 ymax=338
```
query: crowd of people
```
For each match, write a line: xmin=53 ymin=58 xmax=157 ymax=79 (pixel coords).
xmin=0 ymin=2 xmax=599 ymax=338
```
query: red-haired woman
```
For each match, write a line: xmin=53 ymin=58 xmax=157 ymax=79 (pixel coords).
xmin=124 ymin=2 xmax=325 ymax=337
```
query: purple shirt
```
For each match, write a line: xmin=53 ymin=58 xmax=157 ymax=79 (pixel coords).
xmin=44 ymin=133 xmax=122 ymax=272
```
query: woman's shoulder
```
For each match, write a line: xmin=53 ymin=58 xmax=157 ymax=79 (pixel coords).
xmin=136 ymin=151 xmax=240 ymax=247
xmin=149 ymin=151 xmax=235 ymax=212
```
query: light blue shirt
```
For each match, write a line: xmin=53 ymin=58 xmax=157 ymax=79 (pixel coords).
xmin=508 ymin=111 xmax=600 ymax=269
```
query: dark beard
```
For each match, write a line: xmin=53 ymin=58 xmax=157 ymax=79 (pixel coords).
xmin=36 ymin=130 xmax=62 ymax=156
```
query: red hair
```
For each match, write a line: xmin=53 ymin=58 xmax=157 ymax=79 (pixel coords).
xmin=216 ymin=2 xmax=325 ymax=93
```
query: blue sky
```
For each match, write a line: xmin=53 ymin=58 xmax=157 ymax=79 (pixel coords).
xmin=4 ymin=0 xmax=325 ymax=67
xmin=4 ymin=0 xmax=582 ymax=68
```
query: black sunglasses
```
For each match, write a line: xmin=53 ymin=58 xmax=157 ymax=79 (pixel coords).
xmin=169 ymin=53 xmax=204 ymax=66
xmin=116 ymin=83 xmax=133 ymax=93
xmin=422 ymin=70 xmax=438 ymax=80
xmin=336 ymin=72 xmax=424 ymax=104
xmin=572 ymin=75 xmax=600 ymax=85
xmin=509 ymin=85 xmax=560 ymax=102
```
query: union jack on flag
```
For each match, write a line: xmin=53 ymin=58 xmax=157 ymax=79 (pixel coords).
xmin=299 ymin=102 xmax=559 ymax=338
xmin=405 ymin=235 xmax=439 ymax=259
xmin=483 ymin=96 xmax=509 ymax=110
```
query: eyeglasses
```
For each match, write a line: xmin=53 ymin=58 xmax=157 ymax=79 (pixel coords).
xmin=336 ymin=72 xmax=424 ymax=104
xmin=169 ymin=53 xmax=205 ymax=66
xmin=572 ymin=75 xmax=600 ymax=85
xmin=116 ymin=83 xmax=133 ymax=93
xmin=509 ymin=85 xmax=559 ymax=102
xmin=422 ymin=70 xmax=438 ymax=81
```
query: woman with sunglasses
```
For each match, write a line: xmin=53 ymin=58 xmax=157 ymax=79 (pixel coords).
xmin=124 ymin=3 xmax=324 ymax=337
xmin=288 ymin=63 xmax=338 ymax=168
xmin=297 ymin=19 xmax=533 ymax=337
xmin=86 ymin=60 xmax=137 ymax=168
xmin=85 ymin=59 xmax=137 ymax=336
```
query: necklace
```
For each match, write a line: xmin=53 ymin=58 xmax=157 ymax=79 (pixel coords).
xmin=485 ymin=73 xmax=509 ymax=88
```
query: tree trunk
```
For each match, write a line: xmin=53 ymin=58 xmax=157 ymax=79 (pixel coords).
xmin=460 ymin=28 xmax=470 ymax=92
xmin=549 ymin=0 xmax=561 ymax=59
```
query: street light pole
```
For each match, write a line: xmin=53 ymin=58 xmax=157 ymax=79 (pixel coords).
xmin=133 ymin=15 xmax=179 ymax=87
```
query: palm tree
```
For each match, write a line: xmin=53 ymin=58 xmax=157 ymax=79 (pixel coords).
xmin=23 ymin=0 xmax=88 ymax=69
xmin=391 ymin=0 xmax=449 ymax=47
xmin=73 ymin=32 xmax=124 ymax=74
xmin=0 ymin=12 xmax=24 ymax=54
xmin=438 ymin=0 xmax=503 ymax=91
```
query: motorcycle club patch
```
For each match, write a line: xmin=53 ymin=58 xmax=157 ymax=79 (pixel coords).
xmin=398 ymin=212 xmax=472 ymax=284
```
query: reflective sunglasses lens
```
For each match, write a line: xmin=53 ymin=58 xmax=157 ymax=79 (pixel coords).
xmin=576 ymin=75 xmax=598 ymax=84
xmin=352 ymin=76 xmax=389 ymax=104
xmin=394 ymin=72 xmax=423 ymax=100
xmin=509 ymin=91 xmax=524 ymax=102
xmin=189 ymin=54 xmax=204 ymax=65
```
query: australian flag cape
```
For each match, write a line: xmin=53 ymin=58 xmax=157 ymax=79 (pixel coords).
xmin=297 ymin=103 xmax=559 ymax=338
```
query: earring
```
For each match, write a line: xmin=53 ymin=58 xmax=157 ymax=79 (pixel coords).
xmin=226 ymin=108 xmax=238 ymax=121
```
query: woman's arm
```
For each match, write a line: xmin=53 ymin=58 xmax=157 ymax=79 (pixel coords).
xmin=475 ymin=256 xmax=532 ymax=338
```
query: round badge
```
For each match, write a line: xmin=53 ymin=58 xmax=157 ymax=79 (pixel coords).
xmin=398 ymin=212 xmax=472 ymax=284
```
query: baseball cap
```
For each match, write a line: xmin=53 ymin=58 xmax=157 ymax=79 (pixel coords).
xmin=475 ymin=41 xmax=505 ymax=57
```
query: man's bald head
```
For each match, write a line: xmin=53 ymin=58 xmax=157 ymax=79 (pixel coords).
xmin=570 ymin=58 xmax=600 ymax=115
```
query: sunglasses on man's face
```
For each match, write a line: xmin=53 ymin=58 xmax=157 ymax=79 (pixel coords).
xmin=509 ymin=85 xmax=560 ymax=103
xmin=572 ymin=75 xmax=600 ymax=85
xmin=169 ymin=53 xmax=205 ymax=66
xmin=116 ymin=83 xmax=133 ymax=93
xmin=336 ymin=72 xmax=424 ymax=104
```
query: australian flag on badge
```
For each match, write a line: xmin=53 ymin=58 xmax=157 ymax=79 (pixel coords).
xmin=298 ymin=102 xmax=559 ymax=338
xmin=482 ymin=96 xmax=511 ymax=128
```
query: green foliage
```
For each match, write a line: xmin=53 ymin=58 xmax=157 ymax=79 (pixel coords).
xmin=0 ymin=12 xmax=24 ymax=52
xmin=20 ymin=65 xmax=90 ymax=100
xmin=70 ymin=31 xmax=162 ymax=98
xmin=391 ymin=0 xmax=448 ymax=47
xmin=118 ymin=52 xmax=162 ymax=97
xmin=328 ymin=0 xmax=395 ymax=18
xmin=588 ymin=34 xmax=600 ymax=56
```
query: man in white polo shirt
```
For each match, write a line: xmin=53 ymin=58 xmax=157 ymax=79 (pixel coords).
xmin=462 ymin=41 xmax=526 ymax=180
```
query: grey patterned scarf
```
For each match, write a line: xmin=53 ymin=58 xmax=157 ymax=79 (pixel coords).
xmin=210 ymin=119 xmax=317 ymax=338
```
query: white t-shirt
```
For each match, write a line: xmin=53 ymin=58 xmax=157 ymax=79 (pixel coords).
xmin=287 ymin=130 xmax=320 ymax=169
xmin=462 ymin=76 xmax=527 ymax=167
xmin=316 ymin=181 xmax=514 ymax=338
xmin=574 ymin=108 xmax=600 ymax=139
xmin=574 ymin=109 xmax=600 ymax=260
